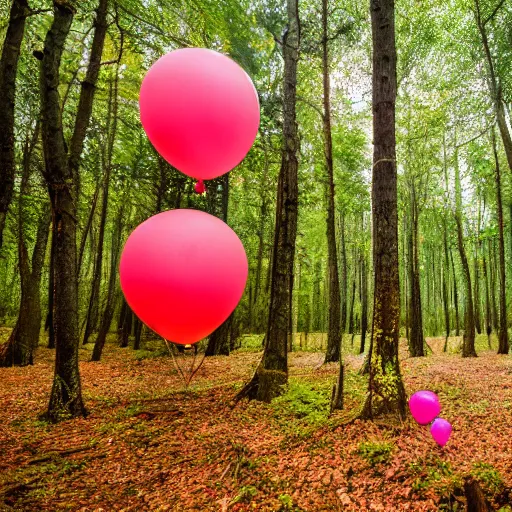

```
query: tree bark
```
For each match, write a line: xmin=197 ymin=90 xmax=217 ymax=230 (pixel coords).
xmin=322 ymin=0 xmax=342 ymax=366
xmin=482 ymin=249 xmax=492 ymax=349
xmin=0 ymin=183 xmax=50 ymax=366
xmin=453 ymin=144 xmax=476 ymax=357
xmin=40 ymin=1 xmax=85 ymax=421
xmin=339 ymin=213 xmax=348 ymax=333
xmin=408 ymin=181 xmax=424 ymax=356
xmin=0 ymin=0 xmax=30 ymax=249
xmin=206 ymin=173 xmax=233 ymax=356
xmin=442 ymin=217 xmax=451 ymax=351
xmin=40 ymin=0 xmax=108 ymax=421
xmin=359 ymin=246 xmax=368 ymax=354
xmin=236 ymin=0 xmax=300 ymax=403
xmin=491 ymin=127 xmax=509 ymax=354
xmin=361 ymin=0 xmax=406 ymax=419
xmin=92 ymin=203 xmax=124 ymax=361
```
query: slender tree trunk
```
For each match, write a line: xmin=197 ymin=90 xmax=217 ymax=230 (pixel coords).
xmin=348 ymin=278 xmax=356 ymax=335
xmin=453 ymin=144 xmax=476 ymax=357
xmin=46 ymin=229 xmax=56 ymax=349
xmin=442 ymin=218 xmax=451 ymax=351
xmin=359 ymin=248 xmax=368 ymax=354
xmin=77 ymin=180 xmax=100 ymax=275
xmin=0 ymin=179 xmax=50 ymax=366
xmin=489 ymin=238 xmax=498 ymax=331
xmin=450 ymin=248 xmax=460 ymax=337
xmin=455 ymin=215 xmax=477 ymax=357
xmin=361 ymin=0 xmax=406 ymax=419
xmin=0 ymin=0 xmax=30 ymax=249
xmin=322 ymin=0 xmax=342 ymax=365
xmin=321 ymin=0 xmax=343 ymax=410
xmin=206 ymin=173 xmax=233 ymax=356
xmin=92 ymin=204 xmax=124 ymax=361
xmin=482 ymin=249 xmax=492 ymax=349
xmin=339 ymin=213 xmax=348 ymax=333
xmin=83 ymin=79 xmax=115 ymax=345
xmin=408 ymin=183 xmax=424 ymax=357
xmin=236 ymin=0 xmax=300 ymax=403
xmin=491 ymin=127 xmax=509 ymax=354
xmin=473 ymin=201 xmax=482 ymax=335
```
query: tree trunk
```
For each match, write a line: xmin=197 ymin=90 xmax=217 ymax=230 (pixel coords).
xmin=464 ymin=477 xmax=490 ymax=512
xmin=322 ymin=0 xmax=342 ymax=365
xmin=206 ymin=173 xmax=234 ymax=356
xmin=359 ymin=247 xmax=368 ymax=354
xmin=40 ymin=0 xmax=108 ymax=421
xmin=450 ymin=247 xmax=460 ymax=337
xmin=339 ymin=213 xmax=348 ymax=333
xmin=489 ymin=237 xmax=498 ymax=331
xmin=482 ymin=250 xmax=492 ymax=349
xmin=0 ymin=0 xmax=30 ymax=249
xmin=455 ymin=215 xmax=477 ymax=357
xmin=236 ymin=0 xmax=300 ymax=403
xmin=92 ymin=203 xmax=124 ymax=361
xmin=361 ymin=0 xmax=406 ymax=419
xmin=83 ymin=74 xmax=117 ymax=345
xmin=491 ymin=127 xmax=509 ymax=354
xmin=0 ymin=207 xmax=50 ymax=366
xmin=348 ymin=278 xmax=356 ymax=335
xmin=442 ymin=218 xmax=451 ymax=351
xmin=46 ymin=228 xmax=56 ymax=349
xmin=77 ymin=180 xmax=100 ymax=275
xmin=408 ymin=182 xmax=424 ymax=357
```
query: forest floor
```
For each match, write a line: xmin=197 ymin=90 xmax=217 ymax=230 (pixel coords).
xmin=1 ymin=333 xmax=512 ymax=511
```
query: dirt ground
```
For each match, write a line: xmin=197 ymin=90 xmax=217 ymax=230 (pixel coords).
xmin=1 ymin=335 xmax=511 ymax=511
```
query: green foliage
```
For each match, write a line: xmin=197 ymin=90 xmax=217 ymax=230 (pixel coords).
xmin=278 ymin=493 xmax=294 ymax=510
xmin=358 ymin=441 xmax=394 ymax=466
xmin=232 ymin=485 xmax=258 ymax=504
xmin=470 ymin=462 xmax=504 ymax=494
xmin=272 ymin=380 xmax=330 ymax=425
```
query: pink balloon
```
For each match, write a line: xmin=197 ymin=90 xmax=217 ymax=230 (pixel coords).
xmin=140 ymin=48 xmax=260 ymax=180
xmin=119 ymin=209 xmax=248 ymax=344
xmin=430 ymin=418 xmax=452 ymax=447
xmin=408 ymin=390 xmax=441 ymax=425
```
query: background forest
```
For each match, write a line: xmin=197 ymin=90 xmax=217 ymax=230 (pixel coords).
xmin=1 ymin=0 xmax=512 ymax=510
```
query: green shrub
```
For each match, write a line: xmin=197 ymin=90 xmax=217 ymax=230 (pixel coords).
xmin=232 ymin=485 xmax=258 ymax=504
xmin=358 ymin=441 xmax=393 ymax=466
xmin=471 ymin=462 xmax=504 ymax=494
xmin=273 ymin=381 xmax=330 ymax=424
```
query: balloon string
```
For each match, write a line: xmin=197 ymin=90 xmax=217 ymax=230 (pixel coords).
xmin=163 ymin=338 xmax=207 ymax=389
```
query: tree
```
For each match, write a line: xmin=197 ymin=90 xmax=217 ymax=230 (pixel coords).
xmin=490 ymin=127 xmax=508 ymax=354
xmin=236 ymin=0 xmax=300 ymax=403
xmin=0 ymin=0 xmax=30 ymax=249
xmin=322 ymin=0 xmax=342 ymax=367
xmin=361 ymin=0 xmax=406 ymax=419
xmin=39 ymin=0 xmax=108 ymax=421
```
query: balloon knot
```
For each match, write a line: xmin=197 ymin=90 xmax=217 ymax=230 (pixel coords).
xmin=194 ymin=180 xmax=205 ymax=194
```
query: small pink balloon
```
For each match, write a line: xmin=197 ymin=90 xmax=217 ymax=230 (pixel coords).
xmin=119 ymin=209 xmax=248 ymax=344
xmin=430 ymin=418 xmax=452 ymax=447
xmin=140 ymin=48 xmax=260 ymax=180
xmin=408 ymin=390 xmax=441 ymax=425
xmin=194 ymin=180 xmax=205 ymax=194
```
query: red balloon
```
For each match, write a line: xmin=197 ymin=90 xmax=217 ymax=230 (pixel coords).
xmin=139 ymin=48 xmax=260 ymax=180
xmin=119 ymin=209 xmax=248 ymax=344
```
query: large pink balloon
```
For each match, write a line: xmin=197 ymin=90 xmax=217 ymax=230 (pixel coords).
xmin=139 ymin=48 xmax=260 ymax=180
xmin=119 ymin=209 xmax=248 ymax=344
xmin=409 ymin=390 xmax=441 ymax=425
